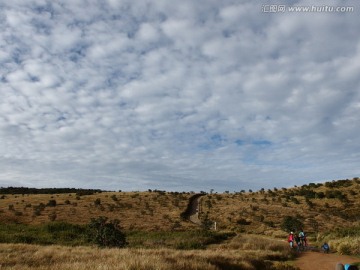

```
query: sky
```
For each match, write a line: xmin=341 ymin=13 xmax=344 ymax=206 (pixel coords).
xmin=0 ymin=0 xmax=359 ymax=192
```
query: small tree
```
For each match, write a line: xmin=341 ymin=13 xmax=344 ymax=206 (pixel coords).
xmin=47 ymin=200 xmax=57 ymax=207
xmin=88 ymin=216 xmax=127 ymax=248
xmin=94 ymin=198 xmax=101 ymax=206
xmin=281 ymin=216 xmax=304 ymax=232
xmin=202 ymin=216 xmax=214 ymax=230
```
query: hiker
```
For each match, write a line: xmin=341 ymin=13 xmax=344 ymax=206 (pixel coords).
xmin=294 ymin=234 xmax=302 ymax=251
xmin=322 ymin=242 xmax=330 ymax=253
xmin=299 ymin=229 xmax=307 ymax=247
xmin=344 ymin=264 xmax=359 ymax=270
xmin=337 ymin=264 xmax=360 ymax=270
xmin=287 ymin=232 xmax=295 ymax=248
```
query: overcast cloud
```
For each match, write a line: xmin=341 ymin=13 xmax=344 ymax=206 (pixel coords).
xmin=1 ymin=0 xmax=359 ymax=192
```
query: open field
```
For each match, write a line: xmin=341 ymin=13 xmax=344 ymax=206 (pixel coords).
xmin=0 ymin=234 xmax=298 ymax=270
xmin=0 ymin=178 xmax=359 ymax=269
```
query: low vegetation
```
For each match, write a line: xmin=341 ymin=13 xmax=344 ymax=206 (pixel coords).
xmin=317 ymin=226 xmax=360 ymax=256
xmin=0 ymin=234 xmax=298 ymax=270
xmin=0 ymin=178 xmax=359 ymax=269
xmin=200 ymin=178 xmax=360 ymax=237
xmin=0 ymin=190 xmax=196 ymax=231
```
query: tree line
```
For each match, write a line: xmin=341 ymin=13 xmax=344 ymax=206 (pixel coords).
xmin=0 ymin=187 xmax=103 ymax=195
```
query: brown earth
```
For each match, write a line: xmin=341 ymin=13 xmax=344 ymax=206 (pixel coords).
xmin=295 ymin=251 xmax=359 ymax=270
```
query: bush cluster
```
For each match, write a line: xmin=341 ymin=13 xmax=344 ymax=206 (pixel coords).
xmin=88 ymin=216 xmax=127 ymax=248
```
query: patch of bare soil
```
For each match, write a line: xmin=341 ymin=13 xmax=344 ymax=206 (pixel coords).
xmin=295 ymin=251 xmax=359 ymax=270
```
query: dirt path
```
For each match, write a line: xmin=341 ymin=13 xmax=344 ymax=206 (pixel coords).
xmin=295 ymin=251 xmax=359 ymax=270
xmin=188 ymin=196 xmax=202 ymax=225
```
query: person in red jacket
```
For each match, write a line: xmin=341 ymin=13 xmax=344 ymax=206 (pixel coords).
xmin=288 ymin=232 xmax=295 ymax=248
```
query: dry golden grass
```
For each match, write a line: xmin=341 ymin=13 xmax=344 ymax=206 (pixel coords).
xmin=0 ymin=191 xmax=198 ymax=231
xmin=0 ymin=178 xmax=358 ymax=236
xmin=0 ymin=234 xmax=297 ymax=270
xmin=1 ymin=179 xmax=358 ymax=269
xmin=200 ymin=178 xmax=360 ymax=235
xmin=328 ymin=236 xmax=360 ymax=256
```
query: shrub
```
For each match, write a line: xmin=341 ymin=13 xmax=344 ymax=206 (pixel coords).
xmin=315 ymin=192 xmax=325 ymax=199
xmin=281 ymin=216 xmax=303 ymax=232
xmin=237 ymin=218 xmax=251 ymax=225
xmin=330 ymin=237 xmax=360 ymax=255
xmin=94 ymin=198 xmax=101 ymax=206
xmin=33 ymin=203 xmax=46 ymax=216
xmin=88 ymin=216 xmax=127 ymax=248
xmin=48 ymin=211 xmax=57 ymax=221
xmin=305 ymin=198 xmax=314 ymax=208
xmin=264 ymin=220 xmax=275 ymax=227
xmin=291 ymin=197 xmax=300 ymax=204
xmin=47 ymin=199 xmax=57 ymax=207
xmin=14 ymin=211 xmax=22 ymax=216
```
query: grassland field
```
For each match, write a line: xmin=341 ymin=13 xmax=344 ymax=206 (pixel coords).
xmin=0 ymin=178 xmax=359 ymax=269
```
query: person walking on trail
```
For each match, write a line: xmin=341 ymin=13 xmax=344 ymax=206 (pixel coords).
xmin=294 ymin=234 xmax=302 ymax=252
xmin=288 ymin=232 xmax=295 ymax=248
xmin=322 ymin=242 xmax=330 ymax=253
xmin=336 ymin=264 xmax=360 ymax=270
xmin=299 ymin=229 xmax=307 ymax=247
xmin=344 ymin=264 xmax=359 ymax=270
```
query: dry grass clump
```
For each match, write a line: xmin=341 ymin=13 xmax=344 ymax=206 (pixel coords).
xmin=213 ymin=234 xmax=289 ymax=253
xmin=328 ymin=236 xmax=360 ymax=256
xmin=0 ymin=233 xmax=298 ymax=270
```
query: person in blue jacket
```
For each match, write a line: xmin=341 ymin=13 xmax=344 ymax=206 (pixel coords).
xmin=322 ymin=242 xmax=330 ymax=253
xmin=336 ymin=263 xmax=359 ymax=270
xmin=344 ymin=264 xmax=359 ymax=270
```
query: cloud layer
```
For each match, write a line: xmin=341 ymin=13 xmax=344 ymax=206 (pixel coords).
xmin=1 ymin=0 xmax=360 ymax=191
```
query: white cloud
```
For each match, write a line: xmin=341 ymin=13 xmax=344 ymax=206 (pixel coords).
xmin=0 ymin=0 xmax=359 ymax=191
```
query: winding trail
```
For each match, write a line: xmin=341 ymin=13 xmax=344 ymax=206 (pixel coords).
xmin=188 ymin=195 xmax=202 ymax=225
xmin=294 ymin=251 xmax=359 ymax=270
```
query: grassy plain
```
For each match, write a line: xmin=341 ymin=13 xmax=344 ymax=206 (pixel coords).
xmin=0 ymin=234 xmax=297 ymax=270
xmin=0 ymin=178 xmax=359 ymax=269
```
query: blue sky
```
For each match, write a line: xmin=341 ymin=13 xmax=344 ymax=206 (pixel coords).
xmin=1 ymin=0 xmax=359 ymax=192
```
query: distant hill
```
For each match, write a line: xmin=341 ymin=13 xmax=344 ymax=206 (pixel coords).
xmin=0 ymin=189 xmax=198 ymax=231
xmin=200 ymin=178 xmax=360 ymax=236
xmin=0 ymin=178 xmax=359 ymax=234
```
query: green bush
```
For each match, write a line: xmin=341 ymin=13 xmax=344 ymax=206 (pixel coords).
xmin=0 ymin=222 xmax=90 ymax=246
xmin=47 ymin=200 xmax=57 ymax=207
xmin=281 ymin=216 xmax=303 ymax=232
xmin=94 ymin=198 xmax=101 ymax=206
xmin=88 ymin=216 xmax=127 ymax=248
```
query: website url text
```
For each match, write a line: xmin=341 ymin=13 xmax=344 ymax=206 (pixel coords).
xmin=262 ymin=5 xmax=354 ymax=13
